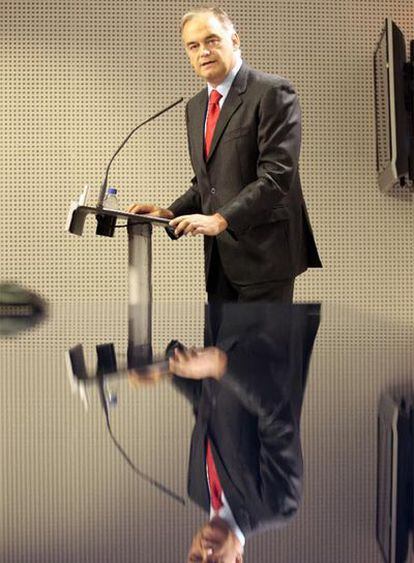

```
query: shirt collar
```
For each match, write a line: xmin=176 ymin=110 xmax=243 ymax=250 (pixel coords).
xmin=209 ymin=494 xmax=246 ymax=547
xmin=207 ymin=54 xmax=243 ymax=99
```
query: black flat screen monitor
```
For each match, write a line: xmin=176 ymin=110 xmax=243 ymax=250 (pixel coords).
xmin=374 ymin=18 xmax=411 ymax=192
xmin=377 ymin=393 xmax=411 ymax=563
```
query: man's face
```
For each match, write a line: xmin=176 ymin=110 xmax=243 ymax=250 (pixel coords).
xmin=182 ymin=14 xmax=240 ymax=87
xmin=187 ymin=517 xmax=243 ymax=562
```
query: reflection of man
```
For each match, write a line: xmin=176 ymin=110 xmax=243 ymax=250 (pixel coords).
xmin=170 ymin=303 xmax=321 ymax=562
xmin=129 ymin=6 xmax=321 ymax=303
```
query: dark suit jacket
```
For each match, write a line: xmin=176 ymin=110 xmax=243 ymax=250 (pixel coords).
xmin=169 ymin=63 xmax=322 ymax=286
xmin=172 ymin=303 xmax=321 ymax=536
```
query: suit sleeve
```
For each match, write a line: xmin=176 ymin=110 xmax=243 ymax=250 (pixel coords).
xmin=220 ymin=337 xmax=288 ymax=416
xmin=168 ymin=176 xmax=201 ymax=216
xmin=168 ymin=103 xmax=202 ymax=216
xmin=256 ymin=401 xmax=303 ymax=520
xmin=218 ymin=80 xmax=301 ymax=236
xmin=221 ymin=337 xmax=303 ymax=520
xmin=170 ymin=375 xmax=202 ymax=417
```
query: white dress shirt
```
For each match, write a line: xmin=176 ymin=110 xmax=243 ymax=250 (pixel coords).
xmin=209 ymin=490 xmax=246 ymax=547
xmin=204 ymin=53 xmax=243 ymax=134
xmin=206 ymin=450 xmax=246 ymax=547
xmin=206 ymin=53 xmax=243 ymax=107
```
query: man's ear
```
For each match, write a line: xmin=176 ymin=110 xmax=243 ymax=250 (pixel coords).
xmin=232 ymin=32 xmax=241 ymax=50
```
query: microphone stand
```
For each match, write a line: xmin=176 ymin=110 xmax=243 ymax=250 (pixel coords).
xmin=96 ymin=97 xmax=184 ymax=209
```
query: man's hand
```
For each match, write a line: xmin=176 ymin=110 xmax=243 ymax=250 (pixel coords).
xmin=127 ymin=203 xmax=174 ymax=219
xmin=169 ymin=347 xmax=227 ymax=380
xmin=169 ymin=213 xmax=228 ymax=237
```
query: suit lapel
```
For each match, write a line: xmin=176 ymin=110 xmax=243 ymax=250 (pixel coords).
xmin=188 ymin=63 xmax=250 ymax=167
xmin=206 ymin=62 xmax=249 ymax=163
xmin=191 ymin=89 xmax=208 ymax=175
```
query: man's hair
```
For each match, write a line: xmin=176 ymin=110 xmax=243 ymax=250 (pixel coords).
xmin=180 ymin=5 xmax=236 ymax=35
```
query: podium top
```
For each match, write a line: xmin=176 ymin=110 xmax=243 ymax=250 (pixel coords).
xmin=66 ymin=203 xmax=178 ymax=237
xmin=76 ymin=204 xmax=171 ymax=225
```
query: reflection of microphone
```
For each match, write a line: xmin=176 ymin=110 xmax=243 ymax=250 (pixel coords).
xmin=66 ymin=342 xmax=186 ymax=505
xmin=95 ymin=344 xmax=186 ymax=506
xmin=96 ymin=97 xmax=184 ymax=209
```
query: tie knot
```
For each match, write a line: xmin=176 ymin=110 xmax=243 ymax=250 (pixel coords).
xmin=209 ymin=90 xmax=222 ymax=106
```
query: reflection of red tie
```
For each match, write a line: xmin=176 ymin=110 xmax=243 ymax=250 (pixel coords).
xmin=205 ymin=90 xmax=222 ymax=158
xmin=206 ymin=439 xmax=223 ymax=511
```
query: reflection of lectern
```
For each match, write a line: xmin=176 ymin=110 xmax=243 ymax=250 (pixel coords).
xmin=66 ymin=196 xmax=178 ymax=358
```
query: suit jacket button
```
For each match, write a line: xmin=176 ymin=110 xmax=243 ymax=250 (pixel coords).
xmin=210 ymin=187 xmax=216 ymax=194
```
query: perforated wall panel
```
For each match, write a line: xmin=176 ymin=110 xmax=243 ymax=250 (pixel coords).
xmin=0 ymin=0 xmax=413 ymax=319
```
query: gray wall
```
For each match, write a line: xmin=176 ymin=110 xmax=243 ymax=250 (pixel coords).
xmin=0 ymin=0 xmax=413 ymax=322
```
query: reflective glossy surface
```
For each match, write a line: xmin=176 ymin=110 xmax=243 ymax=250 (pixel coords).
xmin=1 ymin=301 xmax=413 ymax=562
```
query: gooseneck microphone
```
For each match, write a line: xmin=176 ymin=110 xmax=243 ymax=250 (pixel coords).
xmin=97 ymin=373 xmax=186 ymax=505
xmin=96 ymin=97 xmax=184 ymax=208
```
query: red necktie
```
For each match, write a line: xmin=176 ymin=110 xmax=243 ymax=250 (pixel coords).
xmin=206 ymin=439 xmax=223 ymax=511
xmin=205 ymin=89 xmax=222 ymax=158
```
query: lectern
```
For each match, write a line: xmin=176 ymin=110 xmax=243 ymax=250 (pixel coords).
xmin=66 ymin=197 xmax=178 ymax=364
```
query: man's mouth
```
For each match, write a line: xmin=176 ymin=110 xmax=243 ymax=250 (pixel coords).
xmin=201 ymin=61 xmax=216 ymax=68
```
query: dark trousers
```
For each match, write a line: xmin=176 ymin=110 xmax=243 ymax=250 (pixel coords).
xmin=207 ymin=240 xmax=295 ymax=304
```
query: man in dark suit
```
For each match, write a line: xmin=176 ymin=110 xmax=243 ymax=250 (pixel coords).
xmin=128 ymin=6 xmax=321 ymax=301
xmin=170 ymin=302 xmax=321 ymax=561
